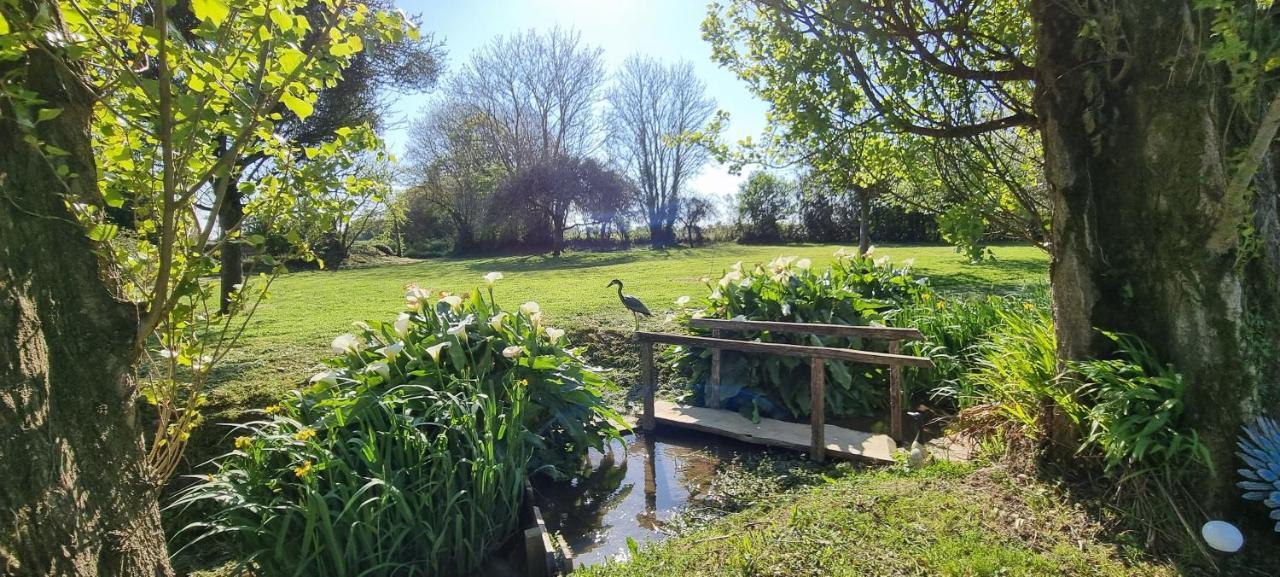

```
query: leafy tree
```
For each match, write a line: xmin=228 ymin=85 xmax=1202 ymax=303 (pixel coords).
xmin=606 ymin=55 xmax=717 ymax=247
xmin=706 ymin=0 xmax=1280 ymax=512
xmin=677 ymin=194 xmax=717 ymax=246
xmin=498 ymin=155 xmax=630 ymax=256
xmin=736 ymin=171 xmax=795 ymax=242
xmin=212 ymin=0 xmax=442 ymax=310
xmin=703 ymin=0 xmax=1036 ymax=255
xmin=0 ymin=0 xmax=415 ymax=570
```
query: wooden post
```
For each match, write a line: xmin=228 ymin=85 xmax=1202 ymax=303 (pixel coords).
xmin=708 ymin=329 xmax=722 ymax=409
xmin=809 ymin=356 xmax=825 ymax=462
xmin=889 ymin=339 xmax=904 ymax=443
xmin=640 ymin=341 xmax=656 ymax=431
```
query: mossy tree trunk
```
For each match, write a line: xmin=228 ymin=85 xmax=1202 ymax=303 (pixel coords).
xmin=1034 ymin=0 xmax=1280 ymax=511
xmin=0 ymin=12 xmax=172 ymax=576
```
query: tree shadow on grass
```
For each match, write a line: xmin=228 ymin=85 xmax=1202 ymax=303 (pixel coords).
xmin=923 ymin=257 xmax=1049 ymax=294
xmin=457 ymin=248 xmax=683 ymax=274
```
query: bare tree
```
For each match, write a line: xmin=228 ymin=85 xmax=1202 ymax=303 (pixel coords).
xmin=606 ymin=56 xmax=717 ymax=248
xmin=404 ymin=100 xmax=503 ymax=251
xmin=450 ymin=27 xmax=606 ymax=173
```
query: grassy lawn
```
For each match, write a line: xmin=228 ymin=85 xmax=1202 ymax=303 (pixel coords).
xmin=579 ymin=462 xmax=1177 ymax=577
xmin=203 ymin=243 xmax=1047 ymax=422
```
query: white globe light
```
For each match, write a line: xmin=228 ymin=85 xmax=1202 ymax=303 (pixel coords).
xmin=1201 ymin=520 xmax=1244 ymax=553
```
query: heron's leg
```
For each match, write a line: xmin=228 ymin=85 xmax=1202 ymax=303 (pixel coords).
xmin=633 ymin=311 xmax=640 ymax=332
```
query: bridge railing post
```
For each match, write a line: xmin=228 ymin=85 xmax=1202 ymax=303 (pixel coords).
xmin=809 ymin=356 xmax=825 ymax=462
xmin=639 ymin=340 xmax=656 ymax=432
xmin=708 ymin=329 xmax=722 ymax=409
xmin=889 ymin=339 xmax=904 ymax=444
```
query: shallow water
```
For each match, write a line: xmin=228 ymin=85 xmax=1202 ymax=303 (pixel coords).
xmin=531 ymin=428 xmax=756 ymax=567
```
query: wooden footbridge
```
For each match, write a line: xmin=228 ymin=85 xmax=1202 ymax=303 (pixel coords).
xmin=635 ymin=318 xmax=934 ymax=463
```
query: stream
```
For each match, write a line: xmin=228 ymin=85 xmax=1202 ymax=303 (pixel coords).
xmin=531 ymin=428 xmax=759 ymax=567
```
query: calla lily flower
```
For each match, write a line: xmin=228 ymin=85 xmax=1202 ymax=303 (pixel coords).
xmin=719 ymin=270 xmax=743 ymax=287
xmin=796 ymin=258 xmax=811 ymax=270
xmin=675 ymin=295 xmax=691 ymax=306
xmin=367 ymin=361 xmax=391 ymax=380
xmin=394 ymin=313 xmax=411 ymax=337
xmin=379 ymin=342 xmax=404 ymax=358
xmin=489 ymin=312 xmax=507 ymax=332
xmin=439 ymin=294 xmax=463 ymax=309
xmin=425 ymin=342 xmax=450 ymax=363
xmin=520 ymin=301 xmax=540 ymax=316
xmin=405 ymin=286 xmax=432 ymax=310
xmin=310 ymin=371 xmax=339 ymax=386
xmin=483 ymin=271 xmax=504 ymax=286
xmin=546 ymin=327 xmax=565 ymax=341
xmin=503 ymin=345 xmax=523 ymax=359
xmin=331 ymin=333 xmax=363 ymax=355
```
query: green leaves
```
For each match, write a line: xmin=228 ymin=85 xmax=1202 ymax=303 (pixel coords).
xmin=280 ymin=87 xmax=313 ymax=120
xmin=0 ymin=13 xmax=10 ymax=36
xmin=191 ymin=0 xmax=229 ymax=25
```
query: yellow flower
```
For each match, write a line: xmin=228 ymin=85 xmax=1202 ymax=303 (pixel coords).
xmin=936 ymin=300 xmax=946 ymax=310
xmin=265 ymin=404 xmax=282 ymax=415
xmin=293 ymin=460 xmax=313 ymax=478
xmin=234 ymin=436 xmax=252 ymax=450
xmin=1023 ymin=302 xmax=1034 ymax=311
xmin=293 ymin=428 xmax=317 ymax=442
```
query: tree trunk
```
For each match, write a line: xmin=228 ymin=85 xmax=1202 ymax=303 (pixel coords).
xmin=0 ymin=26 xmax=172 ymax=576
xmin=217 ymin=177 xmax=243 ymax=314
xmin=856 ymin=187 xmax=871 ymax=255
xmin=647 ymin=216 xmax=664 ymax=249
xmin=1034 ymin=0 xmax=1280 ymax=512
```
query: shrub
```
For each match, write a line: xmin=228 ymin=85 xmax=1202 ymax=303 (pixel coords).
xmin=892 ymin=289 xmax=1050 ymax=404
xmin=948 ymin=305 xmax=1074 ymax=440
xmin=672 ymin=249 xmax=927 ymax=420
xmin=1074 ymin=332 xmax=1210 ymax=478
xmin=172 ymin=278 xmax=622 ymax=575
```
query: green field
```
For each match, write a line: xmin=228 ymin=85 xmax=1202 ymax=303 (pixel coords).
xmin=204 ymin=243 xmax=1047 ymax=422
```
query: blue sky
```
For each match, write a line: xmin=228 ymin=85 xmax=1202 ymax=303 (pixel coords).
xmin=386 ymin=0 xmax=770 ymax=199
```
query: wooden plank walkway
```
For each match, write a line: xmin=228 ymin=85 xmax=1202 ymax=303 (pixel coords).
xmin=652 ymin=399 xmax=898 ymax=463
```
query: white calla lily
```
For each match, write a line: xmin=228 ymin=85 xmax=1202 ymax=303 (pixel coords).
xmin=483 ymin=271 xmax=504 ymax=286
xmin=331 ymin=333 xmax=363 ymax=355
xmin=426 ymin=342 xmax=450 ymax=363
xmin=489 ymin=312 xmax=508 ymax=332
xmin=367 ymin=361 xmax=391 ymax=380
xmin=520 ymin=301 xmax=541 ymax=316
xmin=674 ymin=295 xmax=691 ymax=306
xmin=309 ymin=371 xmax=339 ymax=386
xmin=545 ymin=327 xmax=565 ymax=341
xmin=439 ymin=294 xmax=463 ymax=309
xmin=394 ymin=313 xmax=412 ymax=337
xmin=503 ymin=345 xmax=523 ymax=359
xmin=379 ymin=342 xmax=404 ymax=358
xmin=405 ymin=286 xmax=432 ymax=310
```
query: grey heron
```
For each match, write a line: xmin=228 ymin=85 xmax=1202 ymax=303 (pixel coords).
xmin=607 ymin=279 xmax=651 ymax=330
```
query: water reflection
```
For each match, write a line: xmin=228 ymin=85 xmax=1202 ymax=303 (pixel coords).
xmin=531 ymin=429 xmax=744 ymax=567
